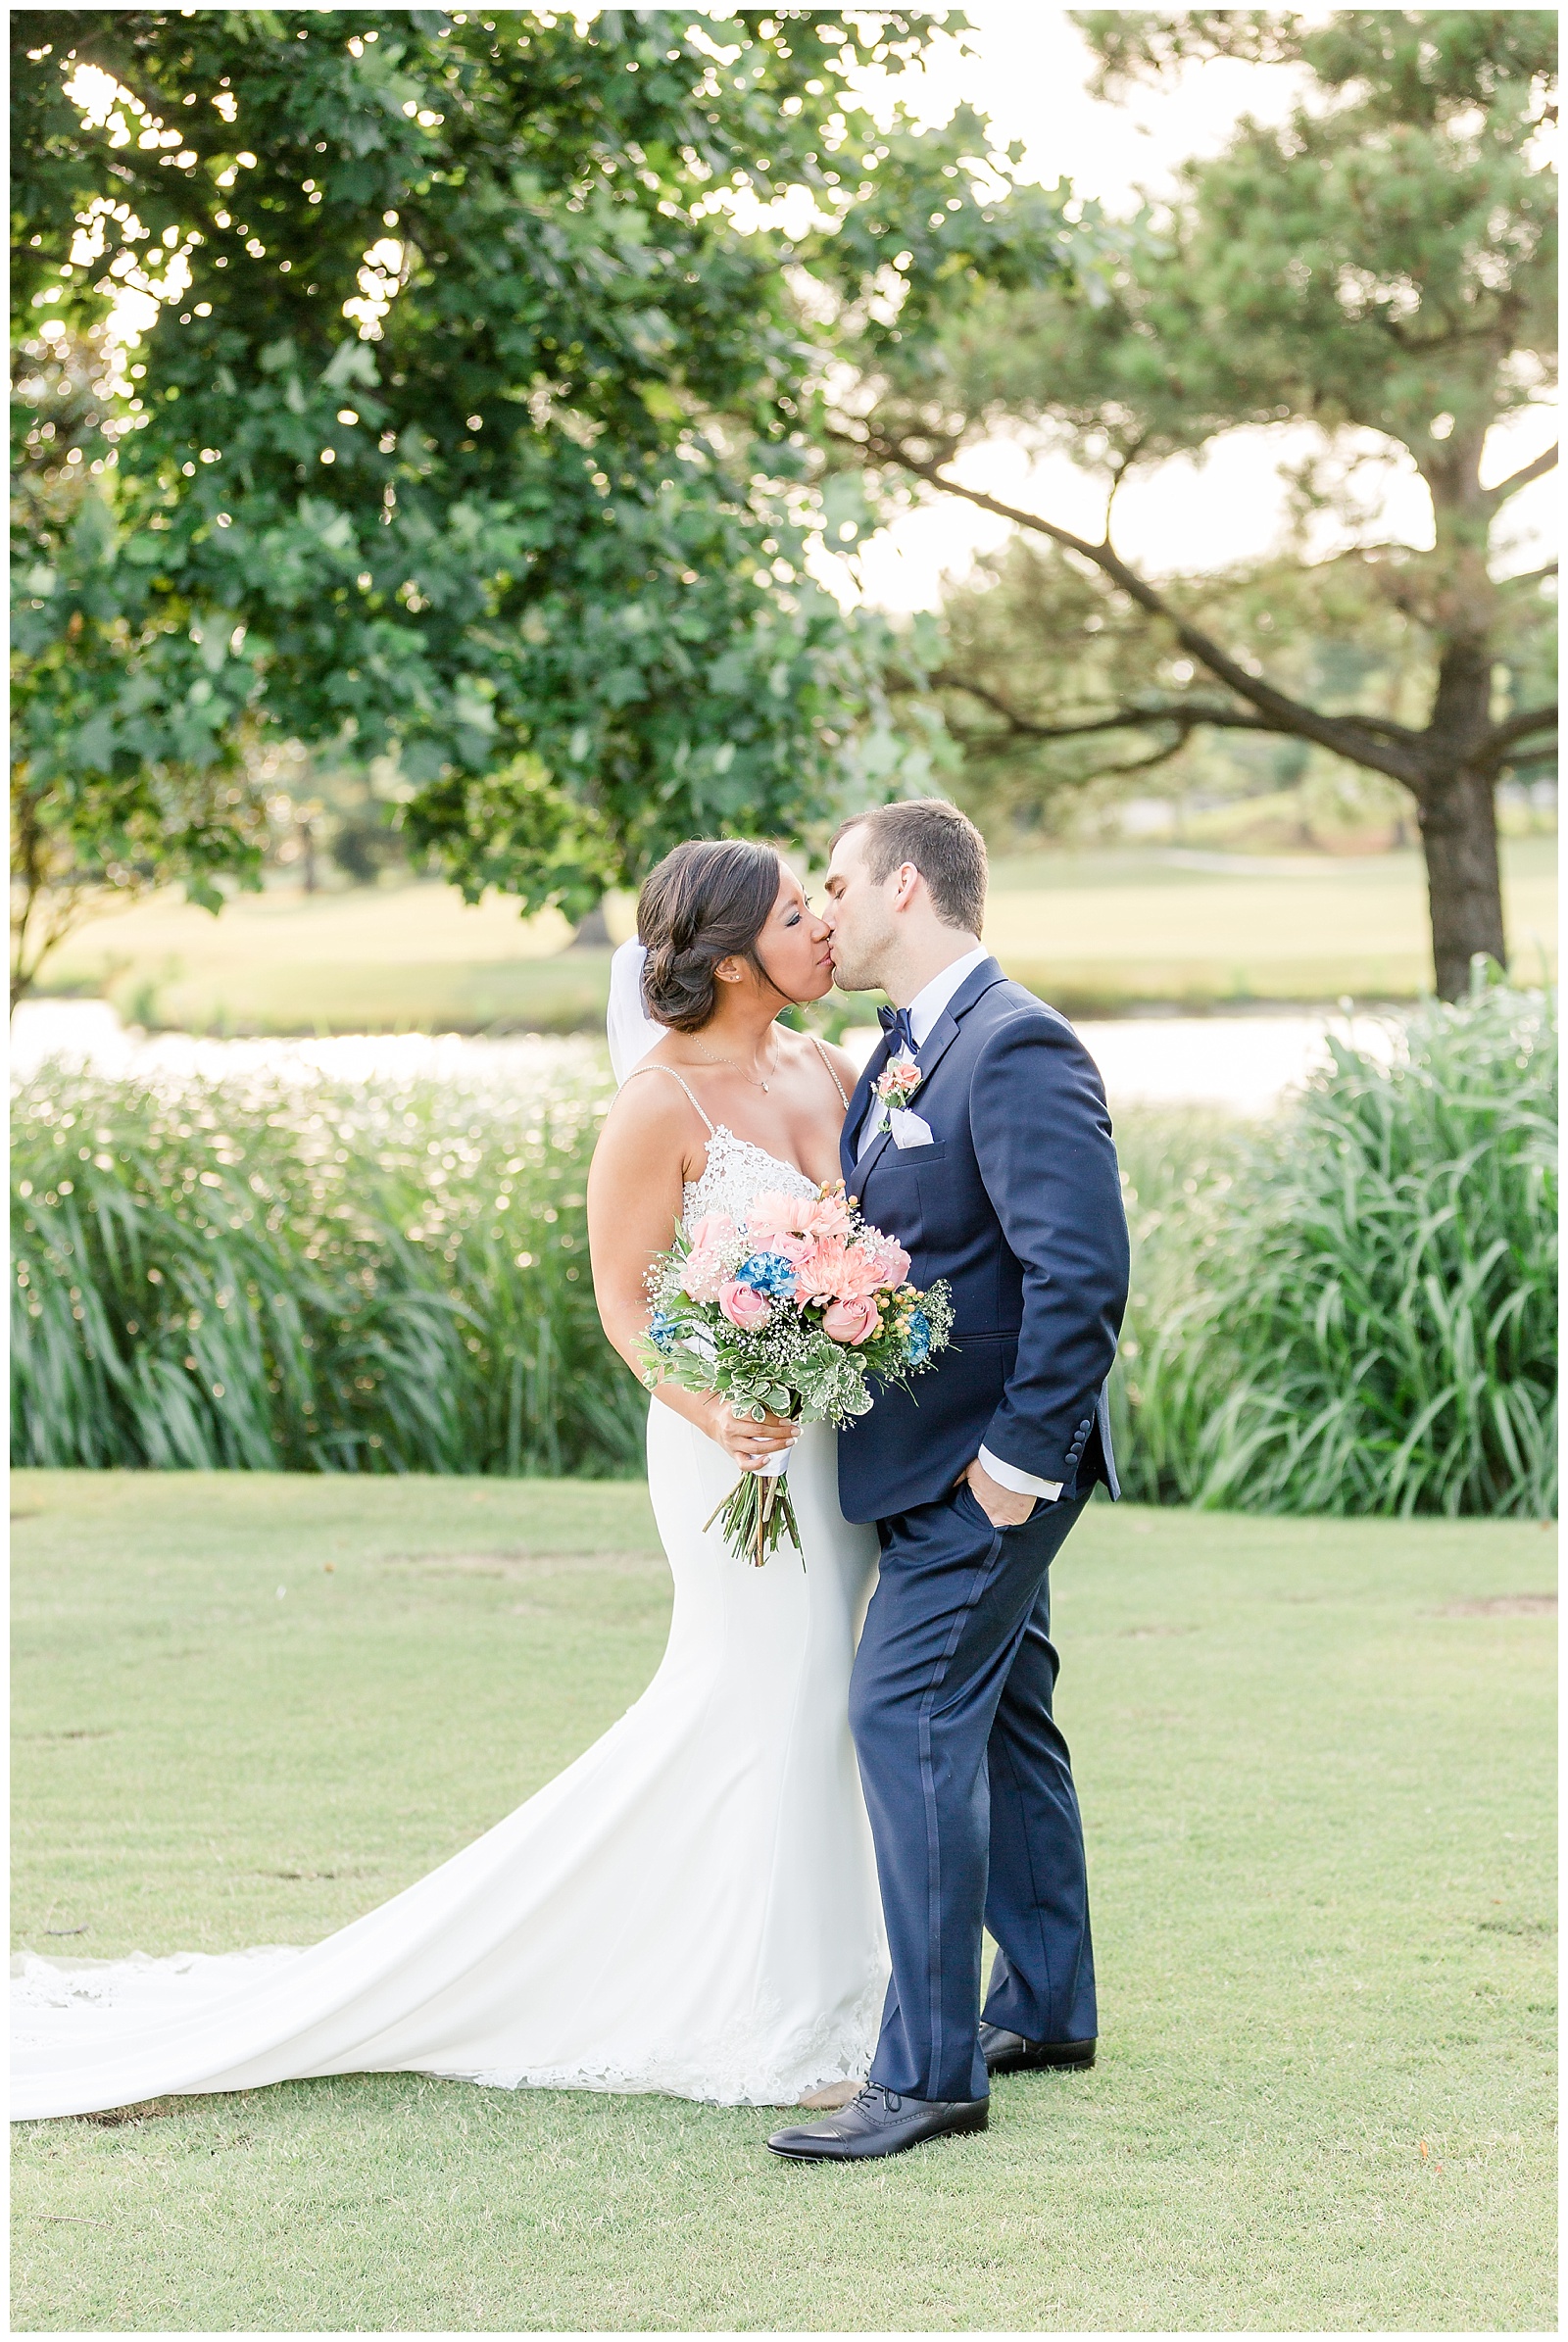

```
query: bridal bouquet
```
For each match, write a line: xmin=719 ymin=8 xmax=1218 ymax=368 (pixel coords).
xmin=638 ymin=1181 xmax=953 ymax=1565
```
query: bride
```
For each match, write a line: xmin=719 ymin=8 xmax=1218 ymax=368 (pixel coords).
xmin=11 ymin=839 xmax=887 ymax=2121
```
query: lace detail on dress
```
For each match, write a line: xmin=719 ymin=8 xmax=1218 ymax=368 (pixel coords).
xmin=624 ymin=1044 xmax=845 ymax=1237
xmin=682 ymin=1128 xmax=817 ymax=1236
xmin=9 ymin=1946 xmax=305 ymax=2046
xmin=9 ymin=1946 xmax=881 ymax=2108
xmin=439 ymin=1965 xmax=885 ymax=2107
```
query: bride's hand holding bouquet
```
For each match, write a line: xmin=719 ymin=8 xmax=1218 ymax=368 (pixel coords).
xmin=638 ymin=1180 xmax=952 ymax=1564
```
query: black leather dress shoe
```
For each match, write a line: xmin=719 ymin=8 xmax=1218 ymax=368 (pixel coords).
xmin=766 ymin=2082 xmax=989 ymax=2162
xmin=979 ymin=2023 xmax=1097 ymax=2074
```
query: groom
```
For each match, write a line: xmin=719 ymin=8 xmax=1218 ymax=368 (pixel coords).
xmin=767 ymin=801 xmax=1130 ymax=2164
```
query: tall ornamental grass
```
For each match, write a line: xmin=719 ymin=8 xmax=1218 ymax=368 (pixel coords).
xmin=13 ymin=986 xmax=1555 ymax=1515
xmin=12 ymin=1051 xmax=646 ymax=1477
xmin=1112 ymin=983 xmax=1557 ymax=1518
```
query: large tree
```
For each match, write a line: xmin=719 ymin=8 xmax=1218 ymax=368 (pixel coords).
xmin=12 ymin=325 xmax=275 ymax=1006
xmin=833 ymin=9 xmax=1557 ymax=997
xmin=12 ymin=7 xmax=1070 ymax=1001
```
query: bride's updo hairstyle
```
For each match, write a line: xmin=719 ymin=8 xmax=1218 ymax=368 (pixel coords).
xmin=637 ymin=838 xmax=782 ymax=1033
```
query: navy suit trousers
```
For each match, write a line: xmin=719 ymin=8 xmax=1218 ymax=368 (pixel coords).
xmin=849 ymin=1481 xmax=1097 ymax=2104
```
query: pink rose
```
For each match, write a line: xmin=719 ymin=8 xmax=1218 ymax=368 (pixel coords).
xmin=874 ymin=1051 xmax=923 ymax=1105
xmin=822 ymin=1293 xmax=880 ymax=1346
xmin=765 ymin=1231 xmax=814 ymax=1267
xmin=744 ymin=1190 xmax=809 ymax=1243
xmin=799 ymin=1192 xmax=853 ymax=1242
xmin=688 ymin=1212 xmax=736 ymax=1252
xmin=864 ymin=1236 xmax=911 ymax=1292
xmin=680 ymin=1247 xmax=727 ymax=1302
xmin=718 ymin=1279 xmax=772 ymax=1331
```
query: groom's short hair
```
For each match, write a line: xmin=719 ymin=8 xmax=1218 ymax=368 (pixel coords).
xmin=835 ymin=800 xmax=987 ymax=935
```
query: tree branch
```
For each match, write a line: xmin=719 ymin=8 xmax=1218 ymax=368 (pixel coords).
xmin=1486 ymin=442 xmax=1558 ymax=508
xmin=1050 ymin=731 xmax=1205 ymax=784
xmin=1497 ymin=560 xmax=1559 ymax=592
xmin=1472 ymin=703 xmax=1558 ymax=775
xmin=933 ymin=673 xmax=1291 ymax=746
xmin=837 ymin=423 xmax=1433 ymax=788
xmin=957 ymin=717 xmax=1208 ymax=787
xmin=1101 ymin=434 xmax=1148 ymax=542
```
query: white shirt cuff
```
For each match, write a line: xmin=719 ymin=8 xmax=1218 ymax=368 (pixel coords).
xmin=977 ymin=1445 xmax=1062 ymax=1502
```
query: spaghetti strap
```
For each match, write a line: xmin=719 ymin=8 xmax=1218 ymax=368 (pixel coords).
xmin=620 ymin=1062 xmax=716 ymax=1134
xmin=809 ymin=1033 xmax=851 ymax=1110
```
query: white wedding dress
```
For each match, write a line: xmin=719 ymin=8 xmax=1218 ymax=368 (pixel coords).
xmin=12 ymin=967 xmax=887 ymax=2121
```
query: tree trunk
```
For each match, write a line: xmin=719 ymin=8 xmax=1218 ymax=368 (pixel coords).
xmin=1416 ymin=630 xmax=1508 ymax=1000
xmin=569 ymin=902 xmax=612 ymax=950
xmin=1416 ymin=764 xmax=1506 ymax=1000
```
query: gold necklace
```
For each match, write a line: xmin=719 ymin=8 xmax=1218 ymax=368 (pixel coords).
xmin=689 ymin=1036 xmax=781 ymax=1093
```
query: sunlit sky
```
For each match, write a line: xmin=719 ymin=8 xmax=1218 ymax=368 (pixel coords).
xmin=830 ymin=5 xmax=1557 ymax=610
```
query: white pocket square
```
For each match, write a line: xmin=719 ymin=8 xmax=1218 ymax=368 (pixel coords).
xmin=889 ymin=1108 xmax=936 ymax=1148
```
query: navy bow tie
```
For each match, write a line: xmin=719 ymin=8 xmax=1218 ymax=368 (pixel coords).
xmin=878 ymin=1005 xmax=917 ymax=1056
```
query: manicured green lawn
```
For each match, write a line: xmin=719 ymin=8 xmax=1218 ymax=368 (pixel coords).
xmin=37 ymin=838 xmax=1559 ymax=1030
xmin=12 ymin=1473 xmax=1557 ymax=2332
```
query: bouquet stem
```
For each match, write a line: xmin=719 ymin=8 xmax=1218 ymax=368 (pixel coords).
xmin=704 ymin=1460 xmax=803 ymax=1566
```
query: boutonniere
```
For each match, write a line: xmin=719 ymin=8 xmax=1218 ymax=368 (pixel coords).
xmin=869 ymin=1050 xmax=923 ymax=1134
xmin=874 ymin=1050 xmax=923 ymax=1108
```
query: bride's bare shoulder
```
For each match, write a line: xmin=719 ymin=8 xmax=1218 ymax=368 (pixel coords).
xmin=598 ymin=1059 xmax=708 ymax=1152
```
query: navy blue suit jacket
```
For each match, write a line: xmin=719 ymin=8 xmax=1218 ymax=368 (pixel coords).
xmin=837 ymin=957 xmax=1130 ymax=1526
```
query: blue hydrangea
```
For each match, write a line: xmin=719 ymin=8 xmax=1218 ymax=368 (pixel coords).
xmin=735 ymin=1249 xmax=798 ymax=1300
xmin=906 ymin=1308 xmax=931 ymax=1365
xmin=648 ymin=1310 xmax=680 ymax=1353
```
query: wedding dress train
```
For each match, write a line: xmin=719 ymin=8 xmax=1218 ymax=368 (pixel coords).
xmin=12 ymin=1128 xmax=887 ymax=2120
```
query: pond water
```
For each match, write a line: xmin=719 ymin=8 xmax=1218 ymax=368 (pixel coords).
xmin=12 ymin=998 xmax=1401 ymax=1115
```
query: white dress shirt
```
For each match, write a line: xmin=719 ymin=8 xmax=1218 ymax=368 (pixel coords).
xmin=856 ymin=944 xmax=989 ymax=1159
xmin=904 ymin=942 xmax=991 ymax=1051
xmin=858 ymin=943 xmax=1061 ymax=1506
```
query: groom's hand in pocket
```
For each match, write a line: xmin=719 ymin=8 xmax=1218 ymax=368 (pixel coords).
xmin=960 ymin=1455 xmax=1038 ymax=1528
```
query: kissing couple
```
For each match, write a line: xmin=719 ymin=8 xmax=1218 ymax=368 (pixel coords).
xmin=13 ymin=801 xmax=1131 ymax=2169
